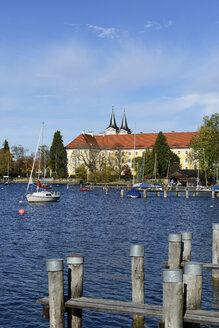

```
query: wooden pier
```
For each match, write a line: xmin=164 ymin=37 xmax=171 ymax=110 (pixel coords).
xmin=37 ymin=224 xmax=219 ymax=327
xmin=83 ymin=184 xmax=219 ymax=198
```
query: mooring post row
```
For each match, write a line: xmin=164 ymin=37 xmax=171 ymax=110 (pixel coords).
xmin=46 ymin=259 xmax=65 ymax=328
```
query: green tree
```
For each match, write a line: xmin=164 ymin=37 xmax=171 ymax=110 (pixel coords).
xmin=50 ymin=131 xmax=67 ymax=178
xmin=152 ymin=132 xmax=171 ymax=177
xmin=134 ymin=148 xmax=162 ymax=181
xmin=11 ymin=145 xmax=28 ymax=177
xmin=151 ymin=131 xmax=180 ymax=178
xmin=3 ymin=140 xmax=10 ymax=152
xmin=134 ymin=134 xmax=180 ymax=180
xmin=123 ymin=164 xmax=132 ymax=181
xmin=75 ymin=164 xmax=87 ymax=182
xmin=191 ymin=113 xmax=219 ymax=183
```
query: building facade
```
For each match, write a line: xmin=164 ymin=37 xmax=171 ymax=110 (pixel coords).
xmin=65 ymin=109 xmax=198 ymax=176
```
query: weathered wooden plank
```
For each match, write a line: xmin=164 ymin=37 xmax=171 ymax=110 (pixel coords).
xmin=37 ymin=296 xmax=219 ymax=325
xmin=184 ymin=313 xmax=219 ymax=325
xmin=74 ymin=297 xmax=160 ymax=309
xmin=65 ymin=298 xmax=162 ymax=318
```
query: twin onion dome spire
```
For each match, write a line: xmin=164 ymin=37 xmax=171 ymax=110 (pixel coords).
xmin=105 ymin=107 xmax=131 ymax=135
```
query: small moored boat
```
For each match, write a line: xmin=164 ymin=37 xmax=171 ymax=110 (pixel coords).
xmin=127 ymin=188 xmax=141 ymax=199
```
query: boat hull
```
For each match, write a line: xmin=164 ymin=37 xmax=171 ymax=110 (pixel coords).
xmin=26 ymin=191 xmax=60 ymax=203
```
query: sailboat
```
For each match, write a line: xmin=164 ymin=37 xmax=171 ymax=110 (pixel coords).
xmin=26 ymin=123 xmax=60 ymax=203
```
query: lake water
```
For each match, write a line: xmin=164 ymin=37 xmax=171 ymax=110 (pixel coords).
xmin=0 ymin=183 xmax=219 ymax=328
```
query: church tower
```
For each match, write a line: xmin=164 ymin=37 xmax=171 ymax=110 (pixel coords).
xmin=119 ymin=109 xmax=131 ymax=134
xmin=105 ymin=107 xmax=119 ymax=135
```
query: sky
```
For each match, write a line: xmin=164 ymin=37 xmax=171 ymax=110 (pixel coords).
xmin=1 ymin=0 xmax=219 ymax=154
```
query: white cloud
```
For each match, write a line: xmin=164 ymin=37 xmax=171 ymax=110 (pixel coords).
xmin=87 ymin=24 xmax=117 ymax=38
xmin=145 ymin=21 xmax=162 ymax=30
xmin=128 ymin=92 xmax=219 ymax=130
xmin=144 ymin=20 xmax=172 ymax=30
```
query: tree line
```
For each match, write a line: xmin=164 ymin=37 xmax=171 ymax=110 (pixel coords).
xmin=0 ymin=131 xmax=67 ymax=179
xmin=1 ymin=113 xmax=218 ymax=183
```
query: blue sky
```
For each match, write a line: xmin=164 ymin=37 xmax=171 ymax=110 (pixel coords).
xmin=1 ymin=0 xmax=219 ymax=153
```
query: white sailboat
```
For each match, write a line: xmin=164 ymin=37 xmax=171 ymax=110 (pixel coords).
xmin=26 ymin=123 xmax=60 ymax=203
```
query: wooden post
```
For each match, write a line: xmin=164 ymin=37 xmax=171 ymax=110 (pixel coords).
xmin=67 ymin=255 xmax=84 ymax=328
xmin=143 ymin=189 xmax=147 ymax=198
xmin=164 ymin=189 xmax=167 ymax=199
xmin=120 ymin=189 xmax=124 ymax=198
xmin=162 ymin=269 xmax=183 ymax=328
xmin=212 ymin=223 xmax=219 ymax=280
xmin=183 ymin=262 xmax=202 ymax=328
xmin=46 ymin=259 xmax=65 ymax=328
xmin=156 ymin=191 xmax=160 ymax=197
xmin=106 ymin=187 xmax=109 ymax=195
xmin=130 ymin=244 xmax=145 ymax=327
xmin=186 ymin=189 xmax=189 ymax=199
xmin=67 ymin=184 xmax=69 ymax=190
xmin=192 ymin=192 xmax=196 ymax=197
xmin=168 ymin=234 xmax=182 ymax=269
xmin=181 ymin=232 xmax=193 ymax=262
xmin=176 ymin=191 xmax=181 ymax=197
xmin=212 ymin=190 xmax=215 ymax=199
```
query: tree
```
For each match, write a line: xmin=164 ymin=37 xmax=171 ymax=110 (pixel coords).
xmin=3 ymin=140 xmax=10 ymax=152
xmin=75 ymin=164 xmax=87 ymax=182
xmin=11 ymin=145 xmax=29 ymax=176
xmin=50 ymin=131 xmax=67 ymax=178
xmin=134 ymin=134 xmax=180 ymax=180
xmin=123 ymin=164 xmax=132 ymax=181
xmin=134 ymin=150 xmax=154 ymax=180
xmin=191 ymin=113 xmax=219 ymax=183
xmin=152 ymin=132 xmax=171 ymax=177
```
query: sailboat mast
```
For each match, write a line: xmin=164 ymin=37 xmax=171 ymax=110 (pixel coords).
xmin=132 ymin=124 xmax=136 ymax=185
xmin=26 ymin=123 xmax=44 ymax=195
xmin=153 ymin=152 xmax=157 ymax=182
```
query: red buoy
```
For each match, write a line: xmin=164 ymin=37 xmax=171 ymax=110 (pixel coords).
xmin=19 ymin=209 xmax=25 ymax=215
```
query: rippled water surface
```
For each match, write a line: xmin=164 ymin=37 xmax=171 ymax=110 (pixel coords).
xmin=0 ymin=184 xmax=219 ymax=327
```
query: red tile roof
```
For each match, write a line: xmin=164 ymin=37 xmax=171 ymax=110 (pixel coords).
xmin=65 ymin=132 xmax=198 ymax=150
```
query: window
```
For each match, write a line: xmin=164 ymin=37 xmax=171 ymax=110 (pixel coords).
xmin=185 ymin=150 xmax=188 ymax=154
xmin=185 ymin=166 xmax=188 ymax=169
xmin=178 ymin=150 xmax=181 ymax=155
xmin=136 ymin=151 xmax=138 ymax=155
xmin=185 ymin=158 xmax=188 ymax=164
xmin=122 ymin=152 xmax=125 ymax=156
xmin=128 ymin=152 xmax=131 ymax=155
xmin=128 ymin=159 xmax=131 ymax=163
